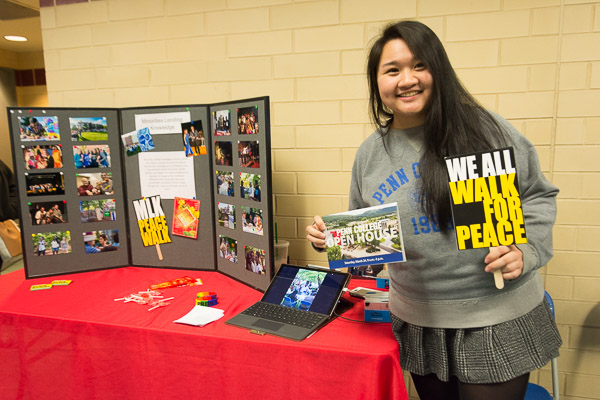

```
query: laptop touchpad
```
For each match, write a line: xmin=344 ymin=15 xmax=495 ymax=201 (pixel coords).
xmin=252 ymin=319 xmax=284 ymax=331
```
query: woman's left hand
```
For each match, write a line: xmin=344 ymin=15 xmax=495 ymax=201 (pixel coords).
xmin=484 ymin=245 xmax=524 ymax=281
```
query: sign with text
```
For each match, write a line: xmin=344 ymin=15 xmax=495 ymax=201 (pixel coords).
xmin=132 ymin=195 xmax=172 ymax=250
xmin=445 ymin=147 xmax=527 ymax=250
xmin=134 ymin=111 xmax=191 ymax=135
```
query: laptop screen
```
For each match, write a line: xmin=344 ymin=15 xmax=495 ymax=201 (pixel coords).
xmin=261 ymin=265 xmax=349 ymax=314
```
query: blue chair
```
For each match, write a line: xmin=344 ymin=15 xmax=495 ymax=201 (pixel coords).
xmin=524 ymin=292 xmax=560 ymax=399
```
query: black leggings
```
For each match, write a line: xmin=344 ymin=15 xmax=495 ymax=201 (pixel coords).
xmin=410 ymin=372 xmax=530 ymax=400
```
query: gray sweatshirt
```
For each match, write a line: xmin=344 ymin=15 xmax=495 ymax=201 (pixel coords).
xmin=349 ymin=115 xmax=558 ymax=328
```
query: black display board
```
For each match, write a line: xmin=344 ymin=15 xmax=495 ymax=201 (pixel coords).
xmin=7 ymin=97 xmax=274 ymax=291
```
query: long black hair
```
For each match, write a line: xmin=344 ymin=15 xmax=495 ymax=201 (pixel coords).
xmin=367 ymin=20 xmax=507 ymax=227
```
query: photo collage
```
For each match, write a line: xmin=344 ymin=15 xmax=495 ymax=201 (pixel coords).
xmin=213 ymin=105 xmax=266 ymax=276
xmin=10 ymin=98 xmax=272 ymax=289
xmin=17 ymin=113 xmax=120 ymax=257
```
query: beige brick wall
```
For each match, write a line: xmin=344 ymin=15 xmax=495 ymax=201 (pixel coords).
xmin=39 ymin=1 xmax=600 ymax=398
xmin=0 ymin=50 xmax=48 ymax=169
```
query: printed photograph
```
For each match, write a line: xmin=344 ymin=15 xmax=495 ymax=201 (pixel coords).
xmin=79 ymin=199 xmax=116 ymax=223
xmin=73 ymin=145 xmax=111 ymax=168
xmin=216 ymin=171 xmax=234 ymax=197
xmin=29 ymin=200 xmax=68 ymax=225
xmin=240 ymin=173 xmax=261 ymax=202
xmin=172 ymin=197 xmax=200 ymax=239
xmin=244 ymin=245 xmax=266 ymax=275
xmin=237 ymin=106 xmax=259 ymax=135
xmin=76 ymin=172 xmax=113 ymax=196
xmin=19 ymin=116 xmax=60 ymax=141
xmin=182 ymin=121 xmax=206 ymax=156
xmin=217 ymin=202 xmax=236 ymax=229
xmin=282 ymin=269 xmax=326 ymax=310
xmin=25 ymin=172 xmax=65 ymax=196
xmin=32 ymin=231 xmax=71 ymax=256
xmin=121 ymin=127 xmax=154 ymax=157
xmin=241 ymin=206 xmax=263 ymax=236
xmin=82 ymin=230 xmax=120 ymax=253
xmin=23 ymin=144 xmax=63 ymax=170
xmin=218 ymin=235 xmax=238 ymax=263
xmin=70 ymin=117 xmax=108 ymax=141
xmin=238 ymin=141 xmax=259 ymax=168
xmin=213 ymin=109 xmax=231 ymax=136
xmin=215 ymin=141 xmax=233 ymax=166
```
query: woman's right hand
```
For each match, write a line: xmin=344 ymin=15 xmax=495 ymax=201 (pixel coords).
xmin=306 ymin=215 xmax=327 ymax=249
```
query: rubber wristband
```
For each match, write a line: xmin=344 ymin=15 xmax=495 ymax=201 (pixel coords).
xmin=196 ymin=291 xmax=217 ymax=299
xmin=195 ymin=298 xmax=219 ymax=307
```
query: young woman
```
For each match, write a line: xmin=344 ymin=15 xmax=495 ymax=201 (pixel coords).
xmin=51 ymin=236 xmax=60 ymax=255
xmin=61 ymin=236 xmax=69 ymax=253
xmin=306 ymin=21 xmax=561 ymax=400
xmin=183 ymin=129 xmax=193 ymax=157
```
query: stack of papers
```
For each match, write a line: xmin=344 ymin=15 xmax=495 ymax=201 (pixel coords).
xmin=174 ymin=305 xmax=225 ymax=327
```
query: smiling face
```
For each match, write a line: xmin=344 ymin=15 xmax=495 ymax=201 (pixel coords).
xmin=377 ymin=39 xmax=434 ymax=129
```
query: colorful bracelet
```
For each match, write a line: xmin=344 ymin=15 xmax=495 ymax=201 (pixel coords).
xmin=195 ymin=291 xmax=218 ymax=306
xmin=195 ymin=298 xmax=219 ymax=307
xmin=196 ymin=291 xmax=217 ymax=300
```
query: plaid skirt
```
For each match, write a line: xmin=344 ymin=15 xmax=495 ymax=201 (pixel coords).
xmin=391 ymin=299 xmax=562 ymax=384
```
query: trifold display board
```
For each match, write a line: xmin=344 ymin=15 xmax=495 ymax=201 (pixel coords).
xmin=7 ymin=96 xmax=274 ymax=291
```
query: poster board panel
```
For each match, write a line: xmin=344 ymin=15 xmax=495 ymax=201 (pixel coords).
xmin=7 ymin=108 xmax=130 ymax=278
xmin=209 ymin=98 xmax=273 ymax=291
xmin=7 ymin=97 xmax=273 ymax=292
xmin=119 ymin=105 xmax=216 ymax=270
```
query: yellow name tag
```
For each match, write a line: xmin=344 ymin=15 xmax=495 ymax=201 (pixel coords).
xmin=30 ymin=284 xmax=53 ymax=291
xmin=51 ymin=280 xmax=72 ymax=286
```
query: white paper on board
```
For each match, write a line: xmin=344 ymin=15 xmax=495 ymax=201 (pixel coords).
xmin=134 ymin=111 xmax=191 ymax=135
xmin=138 ymin=151 xmax=196 ymax=200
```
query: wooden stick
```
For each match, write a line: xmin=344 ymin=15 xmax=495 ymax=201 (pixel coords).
xmin=155 ymin=244 xmax=163 ymax=260
xmin=494 ymin=269 xmax=504 ymax=290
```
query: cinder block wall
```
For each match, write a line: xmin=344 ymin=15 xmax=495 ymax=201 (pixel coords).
xmin=39 ymin=1 xmax=600 ymax=398
xmin=0 ymin=50 xmax=48 ymax=170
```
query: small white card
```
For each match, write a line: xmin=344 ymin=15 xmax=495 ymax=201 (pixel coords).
xmin=173 ymin=305 xmax=224 ymax=327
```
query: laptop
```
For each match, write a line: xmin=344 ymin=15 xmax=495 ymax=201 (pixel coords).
xmin=226 ymin=264 xmax=351 ymax=341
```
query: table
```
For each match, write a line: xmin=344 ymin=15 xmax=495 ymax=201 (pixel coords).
xmin=0 ymin=267 xmax=407 ymax=400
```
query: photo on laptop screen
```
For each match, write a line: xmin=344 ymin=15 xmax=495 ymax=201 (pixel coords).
xmin=261 ymin=265 xmax=349 ymax=316
xmin=282 ymin=269 xmax=326 ymax=310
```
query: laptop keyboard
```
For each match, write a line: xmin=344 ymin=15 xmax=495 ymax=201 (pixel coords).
xmin=242 ymin=302 xmax=325 ymax=329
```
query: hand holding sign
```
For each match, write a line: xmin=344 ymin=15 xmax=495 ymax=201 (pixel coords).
xmin=445 ymin=148 xmax=527 ymax=290
xmin=485 ymin=245 xmax=524 ymax=289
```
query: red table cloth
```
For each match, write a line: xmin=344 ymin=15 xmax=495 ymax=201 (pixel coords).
xmin=0 ymin=267 xmax=407 ymax=400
